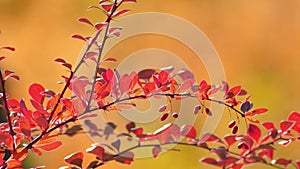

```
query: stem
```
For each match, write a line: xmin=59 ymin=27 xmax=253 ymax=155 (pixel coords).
xmin=47 ymin=71 xmax=74 ymax=125
xmin=0 ymin=70 xmax=16 ymax=152
xmin=93 ymin=141 xmax=283 ymax=169
xmin=84 ymin=93 xmax=245 ymax=119
xmin=85 ymin=0 xmax=121 ymax=112
xmin=25 ymin=116 xmax=77 ymax=149
xmin=207 ymin=98 xmax=245 ymax=117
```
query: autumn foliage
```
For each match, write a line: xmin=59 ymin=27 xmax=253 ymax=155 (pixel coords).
xmin=1 ymin=0 xmax=300 ymax=169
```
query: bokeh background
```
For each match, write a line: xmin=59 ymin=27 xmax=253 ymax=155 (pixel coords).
xmin=1 ymin=0 xmax=300 ymax=168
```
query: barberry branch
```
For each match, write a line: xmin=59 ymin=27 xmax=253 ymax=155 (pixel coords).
xmin=0 ymin=69 xmax=16 ymax=153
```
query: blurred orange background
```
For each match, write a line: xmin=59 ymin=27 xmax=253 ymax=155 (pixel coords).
xmin=1 ymin=0 xmax=300 ymax=168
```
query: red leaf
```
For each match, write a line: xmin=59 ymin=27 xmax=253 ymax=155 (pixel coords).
xmin=296 ymin=161 xmax=300 ymax=169
xmin=200 ymin=158 xmax=221 ymax=167
xmin=262 ymin=122 xmax=276 ymax=130
xmin=252 ymin=108 xmax=268 ymax=115
xmin=271 ymin=158 xmax=292 ymax=167
xmin=64 ymin=152 xmax=84 ymax=168
xmin=112 ymin=9 xmax=131 ymax=18
xmin=78 ymin=17 xmax=94 ymax=26
xmin=152 ymin=145 xmax=161 ymax=158
xmin=280 ymin=120 xmax=295 ymax=133
xmin=71 ymin=34 xmax=87 ymax=42
xmin=224 ymin=135 xmax=237 ymax=147
xmin=154 ymin=123 xmax=178 ymax=144
xmin=103 ymin=57 xmax=117 ymax=62
xmin=54 ymin=58 xmax=72 ymax=70
xmin=226 ymin=86 xmax=241 ymax=99
xmin=94 ymin=22 xmax=107 ymax=30
xmin=101 ymin=3 xmax=113 ymax=12
xmin=0 ymin=56 xmax=6 ymax=62
xmin=178 ymin=79 xmax=195 ymax=91
xmin=36 ymin=141 xmax=62 ymax=151
xmin=158 ymin=70 xmax=169 ymax=85
xmin=143 ymin=82 xmax=156 ymax=95
xmin=123 ymin=0 xmax=137 ymax=2
xmin=0 ymin=46 xmax=15 ymax=51
xmin=158 ymin=105 xmax=167 ymax=112
xmin=29 ymin=83 xmax=45 ymax=104
xmin=247 ymin=124 xmax=261 ymax=143
xmin=199 ymin=133 xmax=221 ymax=143
xmin=131 ymin=127 xmax=143 ymax=137
xmin=4 ymin=69 xmax=13 ymax=77
xmin=180 ymin=125 xmax=197 ymax=139
xmin=288 ymin=111 xmax=300 ymax=133
xmin=86 ymin=145 xmax=105 ymax=159
xmin=115 ymin=151 xmax=134 ymax=164
xmin=126 ymin=122 xmax=135 ymax=133
xmin=177 ymin=69 xmax=194 ymax=81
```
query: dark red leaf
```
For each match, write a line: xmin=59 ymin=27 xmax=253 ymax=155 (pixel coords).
xmin=240 ymin=101 xmax=252 ymax=113
xmin=126 ymin=122 xmax=135 ymax=133
xmin=228 ymin=120 xmax=236 ymax=128
xmin=0 ymin=56 xmax=6 ymax=62
xmin=86 ymin=145 xmax=104 ymax=159
xmin=0 ymin=46 xmax=15 ymax=51
xmin=194 ymin=105 xmax=201 ymax=115
xmin=180 ymin=125 xmax=197 ymax=139
xmin=78 ymin=17 xmax=94 ymax=26
xmin=205 ymin=108 xmax=212 ymax=116
xmin=172 ymin=112 xmax=178 ymax=118
xmin=152 ymin=145 xmax=161 ymax=158
xmin=71 ymin=34 xmax=87 ymax=42
xmin=160 ymin=113 xmax=169 ymax=121
xmin=138 ymin=69 xmax=156 ymax=79
xmin=232 ymin=126 xmax=239 ymax=134
xmin=247 ymin=124 xmax=261 ymax=143
xmin=64 ymin=152 xmax=84 ymax=168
